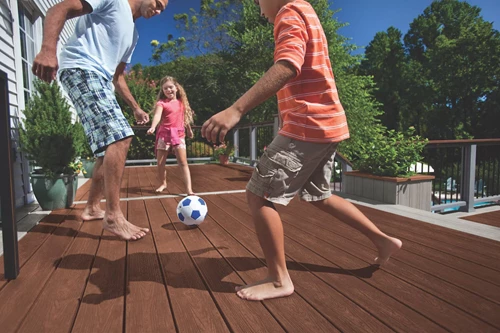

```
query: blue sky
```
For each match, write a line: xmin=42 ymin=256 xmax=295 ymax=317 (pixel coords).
xmin=132 ymin=0 xmax=500 ymax=65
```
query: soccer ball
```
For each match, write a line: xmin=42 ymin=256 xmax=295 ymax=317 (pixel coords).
xmin=176 ymin=195 xmax=208 ymax=226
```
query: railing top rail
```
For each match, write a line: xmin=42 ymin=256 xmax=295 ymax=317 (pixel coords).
xmin=131 ymin=121 xmax=275 ymax=131
xmin=427 ymin=138 xmax=500 ymax=147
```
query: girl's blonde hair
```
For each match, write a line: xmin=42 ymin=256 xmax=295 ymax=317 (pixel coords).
xmin=156 ymin=76 xmax=194 ymax=126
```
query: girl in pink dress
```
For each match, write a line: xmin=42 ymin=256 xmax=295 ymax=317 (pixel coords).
xmin=147 ymin=76 xmax=194 ymax=194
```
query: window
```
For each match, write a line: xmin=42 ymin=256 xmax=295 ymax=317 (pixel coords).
xmin=18 ymin=5 xmax=36 ymax=104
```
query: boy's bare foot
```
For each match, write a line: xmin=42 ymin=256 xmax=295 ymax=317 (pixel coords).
xmin=235 ymin=277 xmax=294 ymax=301
xmin=81 ymin=207 xmax=105 ymax=221
xmin=155 ymin=184 xmax=167 ymax=193
xmin=103 ymin=215 xmax=149 ymax=241
xmin=374 ymin=236 xmax=402 ymax=265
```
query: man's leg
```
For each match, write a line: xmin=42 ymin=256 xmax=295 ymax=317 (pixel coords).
xmin=81 ymin=157 xmax=105 ymax=221
xmin=102 ymin=137 xmax=149 ymax=240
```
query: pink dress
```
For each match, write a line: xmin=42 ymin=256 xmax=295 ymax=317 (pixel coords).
xmin=155 ymin=99 xmax=185 ymax=154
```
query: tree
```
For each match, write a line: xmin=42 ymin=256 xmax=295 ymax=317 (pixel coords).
xmin=359 ymin=27 xmax=406 ymax=131
xmin=362 ymin=0 xmax=500 ymax=139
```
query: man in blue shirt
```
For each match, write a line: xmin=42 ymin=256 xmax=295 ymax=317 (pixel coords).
xmin=32 ymin=0 xmax=168 ymax=240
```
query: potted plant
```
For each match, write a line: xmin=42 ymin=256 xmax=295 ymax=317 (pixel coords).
xmin=213 ymin=142 xmax=235 ymax=165
xmin=343 ymin=127 xmax=433 ymax=210
xmin=81 ymin=141 xmax=96 ymax=178
xmin=20 ymin=80 xmax=85 ymax=210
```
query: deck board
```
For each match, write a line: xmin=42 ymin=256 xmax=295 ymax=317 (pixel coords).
xmin=1 ymin=164 xmax=499 ymax=333
xmin=461 ymin=210 xmax=500 ymax=228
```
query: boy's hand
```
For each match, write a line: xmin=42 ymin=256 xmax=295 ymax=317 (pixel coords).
xmin=32 ymin=50 xmax=58 ymax=83
xmin=147 ymin=127 xmax=155 ymax=135
xmin=202 ymin=107 xmax=242 ymax=143
xmin=134 ymin=108 xmax=150 ymax=125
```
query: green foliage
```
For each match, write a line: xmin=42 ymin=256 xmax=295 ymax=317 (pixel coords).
xmin=361 ymin=0 xmax=500 ymax=140
xmin=354 ymin=127 xmax=428 ymax=177
xmin=19 ymin=80 xmax=85 ymax=177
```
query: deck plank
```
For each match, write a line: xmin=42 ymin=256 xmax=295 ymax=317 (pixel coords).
xmin=461 ymin=210 xmax=500 ymax=228
xmin=17 ymin=216 xmax=103 ymax=333
xmin=0 ymin=209 xmax=82 ymax=333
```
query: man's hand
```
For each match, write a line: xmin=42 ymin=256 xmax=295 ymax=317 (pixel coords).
xmin=201 ymin=107 xmax=242 ymax=143
xmin=32 ymin=50 xmax=58 ymax=83
xmin=134 ymin=109 xmax=150 ymax=125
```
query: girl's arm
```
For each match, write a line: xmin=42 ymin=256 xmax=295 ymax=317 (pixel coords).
xmin=185 ymin=123 xmax=194 ymax=138
xmin=147 ymin=105 xmax=163 ymax=135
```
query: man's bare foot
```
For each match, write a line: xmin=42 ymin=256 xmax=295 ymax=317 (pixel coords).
xmin=374 ymin=236 xmax=403 ymax=265
xmin=235 ymin=277 xmax=294 ymax=301
xmin=81 ymin=207 xmax=105 ymax=221
xmin=155 ymin=184 xmax=167 ymax=193
xmin=103 ymin=215 xmax=149 ymax=241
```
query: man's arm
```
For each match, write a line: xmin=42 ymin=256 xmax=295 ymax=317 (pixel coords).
xmin=201 ymin=60 xmax=296 ymax=143
xmin=32 ymin=0 xmax=92 ymax=82
xmin=113 ymin=62 xmax=150 ymax=125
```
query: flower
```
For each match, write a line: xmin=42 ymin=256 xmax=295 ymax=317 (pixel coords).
xmin=69 ymin=160 xmax=85 ymax=175
xmin=150 ymin=40 xmax=159 ymax=47
xmin=213 ymin=142 xmax=235 ymax=158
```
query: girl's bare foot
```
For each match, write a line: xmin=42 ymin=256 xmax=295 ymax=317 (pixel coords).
xmin=374 ymin=236 xmax=403 ymax=265
xmin=155 ymin=184 xmax=167 ymax=193
xmin=81 ymin=207 xmax=105 ymax=221
xmin=235 ymin=276 xmax=294 ymax=301
xmin=103 ymin=215 xmax=149 ymax=241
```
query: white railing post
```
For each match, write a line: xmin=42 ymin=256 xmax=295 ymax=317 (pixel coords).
xmin=233 ymin=129 xmax=239 ymax=158
xmin=273 ymin=114 xmax=280 ymax=137
xmin=250 ymin=126 xmax=257 ymax=161
xmin=460 ymin=144 xmax=476 ymax=212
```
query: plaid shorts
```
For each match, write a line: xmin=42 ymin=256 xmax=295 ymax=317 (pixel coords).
xmin=59 ymin=68 xmax=134 ymax=157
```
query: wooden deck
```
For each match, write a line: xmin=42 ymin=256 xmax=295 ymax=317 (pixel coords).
xmin=1 ymin=164 xmax=500 ymax=333
xmin=461 ymin=209 xmax=500 ymax=228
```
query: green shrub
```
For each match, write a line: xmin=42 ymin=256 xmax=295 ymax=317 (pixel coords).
xmin=20 ymin=80 xmax=85 ymax=177
xmin=353 ymin=127 xmax=428 ymax=177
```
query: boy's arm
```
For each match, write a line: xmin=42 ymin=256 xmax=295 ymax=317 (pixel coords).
xmin=32 ymin=0 xmax=93 ymax=82
xmin=113 ymin=62 xmax=150 ymax=125
xmin=201 ymin=60 xmax=296 ymax=143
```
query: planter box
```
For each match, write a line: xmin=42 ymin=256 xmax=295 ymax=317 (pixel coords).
xmin=344 ymin=171 xmax=435 ymax=211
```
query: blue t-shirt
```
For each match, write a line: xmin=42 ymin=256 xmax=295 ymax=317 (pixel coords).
xmin=58 ymin=0 xmax=138 ymax=80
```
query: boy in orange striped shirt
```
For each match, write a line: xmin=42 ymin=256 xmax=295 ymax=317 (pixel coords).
xmin=202 ymin=0 xmax=402 ymax=301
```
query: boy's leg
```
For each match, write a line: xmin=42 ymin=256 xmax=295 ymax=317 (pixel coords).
xmin=309 ymin=196 xmax=402 ymax=265
xmin=301 ymin=145 xmax=401 ymax=265
xmin=81 ymin=156 xmax=105 ymax=220
xmin=236 ymin=190 xmax=294 ymax=301
xmin=155 ymin=150 xmax=168 ymax=192
xmin=102 ymin=137 xmax=149 ymax=240
xmin=174 ymin=145 xmax=194 ymax=195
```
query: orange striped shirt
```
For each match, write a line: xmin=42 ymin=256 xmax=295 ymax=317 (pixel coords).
xmin=274 ymin=0 xmax=350 ymax=143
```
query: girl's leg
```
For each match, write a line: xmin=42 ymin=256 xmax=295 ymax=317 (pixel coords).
xmin=309 ymin=195 xmax=402 ymax=265
xmin=236 ymin=190 xmax=294 ymax=301
xmin=175 ymin=147 xmax=194 ymax=195
xmin=155 ymin=150 xmax=168 ymax=192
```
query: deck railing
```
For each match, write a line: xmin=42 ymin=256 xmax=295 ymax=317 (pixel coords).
xmin=413 ymin=140 xmax=500 ymax=213
xmin=128 ymin=122 xmax=499 ymax=213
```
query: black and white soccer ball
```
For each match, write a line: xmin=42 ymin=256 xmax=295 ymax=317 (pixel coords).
xmin=176 ymin=195 xmax=208 ymax=226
